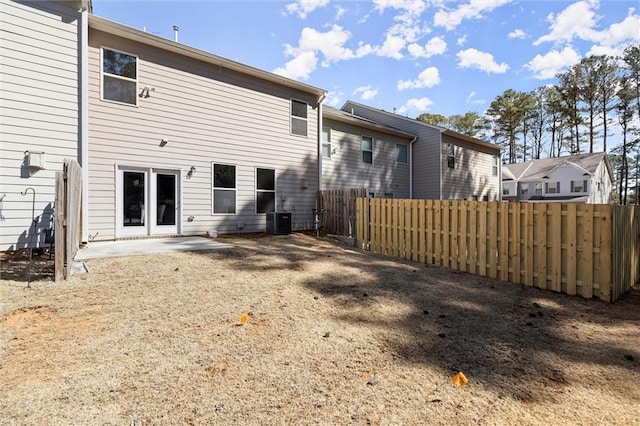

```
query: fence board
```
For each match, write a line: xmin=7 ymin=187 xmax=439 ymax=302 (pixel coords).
xmin=468 ymin=202 xmax=478 ymax=275
xmin=450 ymin=201 xmax=459 ymax=270
xmin=582 ymin=204 xmax=594 ymax=299
xmin=478 ymin=202 xmax=487 ymax=276
xmin=597 ymin=205 xmax=612 ymax=302
xmin=550 ymin=203 xmax=562 ymax=292
xmin=499 ymin=202 xmax=509 ymax=281
xmin=459 ymin=201 xmax=468 ymax=273
xmin=488 ymin=202 xmax=498 ymax=279
xmin=566 ymin=203 xmax=577 ymax=295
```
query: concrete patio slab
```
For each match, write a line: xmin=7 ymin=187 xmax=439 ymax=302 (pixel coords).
xmin=75 ymin=237 xmax=232 ymax=260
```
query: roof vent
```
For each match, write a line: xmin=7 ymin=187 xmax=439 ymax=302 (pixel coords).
xmin=173 ymin=25 xmax=179 ymax=42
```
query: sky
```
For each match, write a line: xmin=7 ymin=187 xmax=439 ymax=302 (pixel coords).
xmin=93 ymin=0 xmax=639 ymax=120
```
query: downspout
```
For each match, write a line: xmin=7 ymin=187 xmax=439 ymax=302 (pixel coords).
xmin=439 ymin=133 xmax=443 ymax=200
xmin=409 ymin=136 xmax=417 ymax=198
xmin=317 ymin=92 xmax=327 ymax=192
xmin=80 ymin=4 xmax=89 ymax=245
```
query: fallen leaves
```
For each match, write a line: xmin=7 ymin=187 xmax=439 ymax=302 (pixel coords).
xmin=451 ymin=372 xmax=469 ymax=387
xmin=237 ymin=312 xmax=250 ymax=325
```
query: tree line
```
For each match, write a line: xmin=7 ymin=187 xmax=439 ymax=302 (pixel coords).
xmin=417 ymin=43 xmax=640 ymax=205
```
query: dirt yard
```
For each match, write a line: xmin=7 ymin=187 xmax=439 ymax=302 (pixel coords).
xmin=1 ymin=233 xmax=639 ymax=425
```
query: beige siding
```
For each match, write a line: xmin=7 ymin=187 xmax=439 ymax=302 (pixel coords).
xmin=0 ymin=0 xmax=80 ymax=251
xmin=87 ymin=30 xmax=321 ymax=240
xmin=441 ymin=135 xmax=501 ymax=201
xmin=322 ymin=118 xmax=411 ymax=198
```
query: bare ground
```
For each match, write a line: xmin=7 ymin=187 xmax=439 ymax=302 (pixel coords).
xmin=1 ymin=233 xmax=639 ymax=425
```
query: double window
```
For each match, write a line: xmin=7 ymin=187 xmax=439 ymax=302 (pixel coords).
xmin=396 ymin=144 xmax=407 ymax=164
xmin=571 ymin=180 xmax=587 ymax=193
xmin=256 ymin=168 xmax=276 ymax=214
xmin=102 ymin=48 xmax=138 ymax=105
xmin=492 ymin=156 xmax=499 ymax=176
xmin=546 ymin=182 xmax=560 ymax=194
xmin=322 ymin=127 xmax=331 ymax=158
xmin=362 ymin=136 xmax=373 ymax=164
xmin=291 ymin=100 xmax=308 ymax=136
xmin=212 ymin=164 xmax=236 ymax=214
xmin=535 ymin=182 xmax=542 ymax=195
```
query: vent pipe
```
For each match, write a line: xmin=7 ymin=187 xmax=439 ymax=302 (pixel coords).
xmin=173 ymin=25 xmax=179 ymax=42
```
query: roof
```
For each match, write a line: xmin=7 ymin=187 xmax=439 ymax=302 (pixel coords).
xmin=503 ymin=152 xmax=611 ymax=182
xmin=88 ymin=15 xmax=327 ymax=100
xmin=341 ymin=100 xmax=501 ymax=153
xmin=323 ymin=106 xmax=416 ymax=140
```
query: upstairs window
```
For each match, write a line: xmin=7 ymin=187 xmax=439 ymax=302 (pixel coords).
xmin=520 ymin=183 xmax=529 ymax=195
xmin=546 ymin=182 xmax=560 ymax=194
xmin=571 ymin=180 xmax=587 ymax=193
xmin=291 ymin=100 xmax=308 ymax=136
xmin=322 ymin=127 xmax=331 ymax=158
xmin=362 ymin=136 xmax=373 ymax=164
xmin=256 ymin=168 xmax=276 ymax=214
xmin=212 ymin=164 xmax=236 ymax=214
xmin=396 ymin=144 xmax=408 ymax=164
xmin=492 ymin=156 xmax=499 ymax=176
xmin=447 ymin=143 xmax=455 ymax=168
xmin=102 ymin=48 xmax=138 ymax=105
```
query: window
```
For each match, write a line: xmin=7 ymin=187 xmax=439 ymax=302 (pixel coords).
xmin=535 ymin=182 xmax=542 ymax=195
xmin=546 ymin=182 xmax=560 ymax=194
xmin=502 ymin=184 xmax=510 ymax=196
xmin=383 ymin=193 xmax=394 ymax=198
xmin=447 ymin=143 xmax=455 ymax=168
xmin=368 ymin=192 xmax=375 ymax=198
xmin=256 ymin=168 xmax=276 ymax=214
xmin=362 ymin=136 xmax=373 ymax=164
xmin=520 ymin=183 xmax=529 ymax=195
xmin=212 ymin=164 xmax=236 ymax=214
xmin=492 ymin=156 xmax=499 ymax=176
xmin=396 ymin=144 xmax=407 ymax=164
xmin=571 ymin=180 xmax=587 ymax=193
xmin=291 ymin=100 xmax=308 ymax=136
xmin=102 ymin=48 xmax=137 ymax=105
xmin=322 ymin=127 xmax=331 ymax=158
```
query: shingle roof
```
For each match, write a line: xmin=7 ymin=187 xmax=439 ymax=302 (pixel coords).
xmin=503 ymin=153 xmax=609 ymax=182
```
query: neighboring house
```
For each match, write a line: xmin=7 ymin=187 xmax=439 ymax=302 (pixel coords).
xmin=342 ymin=101 xmax=502 ymax=201
xmin=86 ymin=15 xmax=326 ymax=241
xmin=501 ymin=153 xmax=613 ymax=204
xmin=0 ymin=0 xmax=90 ymax=251
xmin=321 ymin=106 xmax=416 ymax=199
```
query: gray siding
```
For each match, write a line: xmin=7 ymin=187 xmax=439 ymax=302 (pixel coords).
xmin=342 ymin=102 xmax=442 ymax=199
xmin=441 ymin=135 xmax=501 ymax=201
xmin=88 ymin=29 xmax=321 ymax=241
xmin=0 ymin=0 xmax=80 ymax=250
xmin=322 ymin=118 xmax=411 ymax=198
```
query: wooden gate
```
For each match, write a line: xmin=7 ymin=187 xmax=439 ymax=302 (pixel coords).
xmin=54 ymin=159 xmax=82 ymax=282
xmin=317 ymin=188 xmax=367 ymax=236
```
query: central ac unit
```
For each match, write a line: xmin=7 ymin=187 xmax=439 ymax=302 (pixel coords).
xmin=266 ymin=212 xmax=291 ymax=235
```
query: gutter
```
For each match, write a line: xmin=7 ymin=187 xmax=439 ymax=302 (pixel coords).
xmin=80 ymin=4 xmax=89 ymax=244
xmin=317 ymin=92 xmax=327 ymax=192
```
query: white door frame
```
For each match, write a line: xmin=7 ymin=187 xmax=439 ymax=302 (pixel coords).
xmin=115 ymin=165 xmax=181 ymax=238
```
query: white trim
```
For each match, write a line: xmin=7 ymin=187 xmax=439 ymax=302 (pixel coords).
xmin=395 ymin=143 xmax=408 ymax=164
xmin=361 ymin=135 xmax=373 ymax=164
xmin=290 ymin=99 xmax=309 ymax=137
xmin=100 ymin=46 xmax=139 ymax=107
xmin=255 ymin=167 xmax=277 ymax=214
xmin=322 ymin=127 xmax=332 ymax=159
xmin=80 ymin=5 xmax=89 ymax=244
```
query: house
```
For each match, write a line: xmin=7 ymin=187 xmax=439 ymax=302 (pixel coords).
xmin=86 ymin=14 xmax=326 ymax=241
xmin=321 ymin=106 xmax=416 ymax=199
xmin=0 ymin=0 xmax=90 ymax=251
xmin=501 ymin=153 xmax=614 ymax=203
xmin=341 ymin=101 xmax=502 ymax=201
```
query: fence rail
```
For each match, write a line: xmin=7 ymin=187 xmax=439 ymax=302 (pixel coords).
xmin=356 ymin=198 xmax=639 ymax=302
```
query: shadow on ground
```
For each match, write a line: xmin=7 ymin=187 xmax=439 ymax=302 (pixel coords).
xmin=201 ymin=233 xmax=640 ymax=403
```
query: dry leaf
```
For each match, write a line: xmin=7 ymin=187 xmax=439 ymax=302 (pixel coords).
xmin=451 ymin=371 xmax=469 ymax=387
xmin=237 ymin=312 xmax=250 ymax=325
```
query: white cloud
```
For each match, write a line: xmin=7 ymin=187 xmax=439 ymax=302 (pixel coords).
xmin=373 ymin=0 xmax=427 ymax=16
xmin=397 ymin=97 xmax=433 ymax=114
xmin=353 ymin=85 xmax=379 ymax=100
xmin=466 ymin=92 xmax=485 ymax=105
xmin=407 ymin=36 xmax=447 ymax=58
xmin=508 ymin=28 xmax=526 ymax=39
xmin=285 ymin=0 xmax=330 ymax=19
xmin=325 ymin=90 xmax=343 ymax=107
xmin=397 ymin=67 xmax=441 ymax=90
xmin=456 ymin=48 xmax=509 ymax=74
xmin=587 ymin=10 xmax=640 ymax=55
xmin=375 ymin=34 xmax=406 ymax=59
xmin=524 ymin=46 xmax=582 ymax=80
xmin=274 ymin=25 xmax=373 ymax=79
xmin=534 ymin=1 xmax=599 ymax=46
xmin=434 ymin=0 xmax=513 ymax=31
xmin=457 ymin=34 xmax=468 ymax=46
xmin=273 ymin=51 xmax=318 ymax=80
xmin=334 ymin=6 xmax=346 ymax=20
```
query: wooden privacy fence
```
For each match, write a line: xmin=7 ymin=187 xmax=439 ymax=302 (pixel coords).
xmin=356 ymin=198 xmax=640 ymax=302
xmin=317 ymin=188 xmax=367 ymax=236
xmin=54 ymin=158 xmax=82 ymax=282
